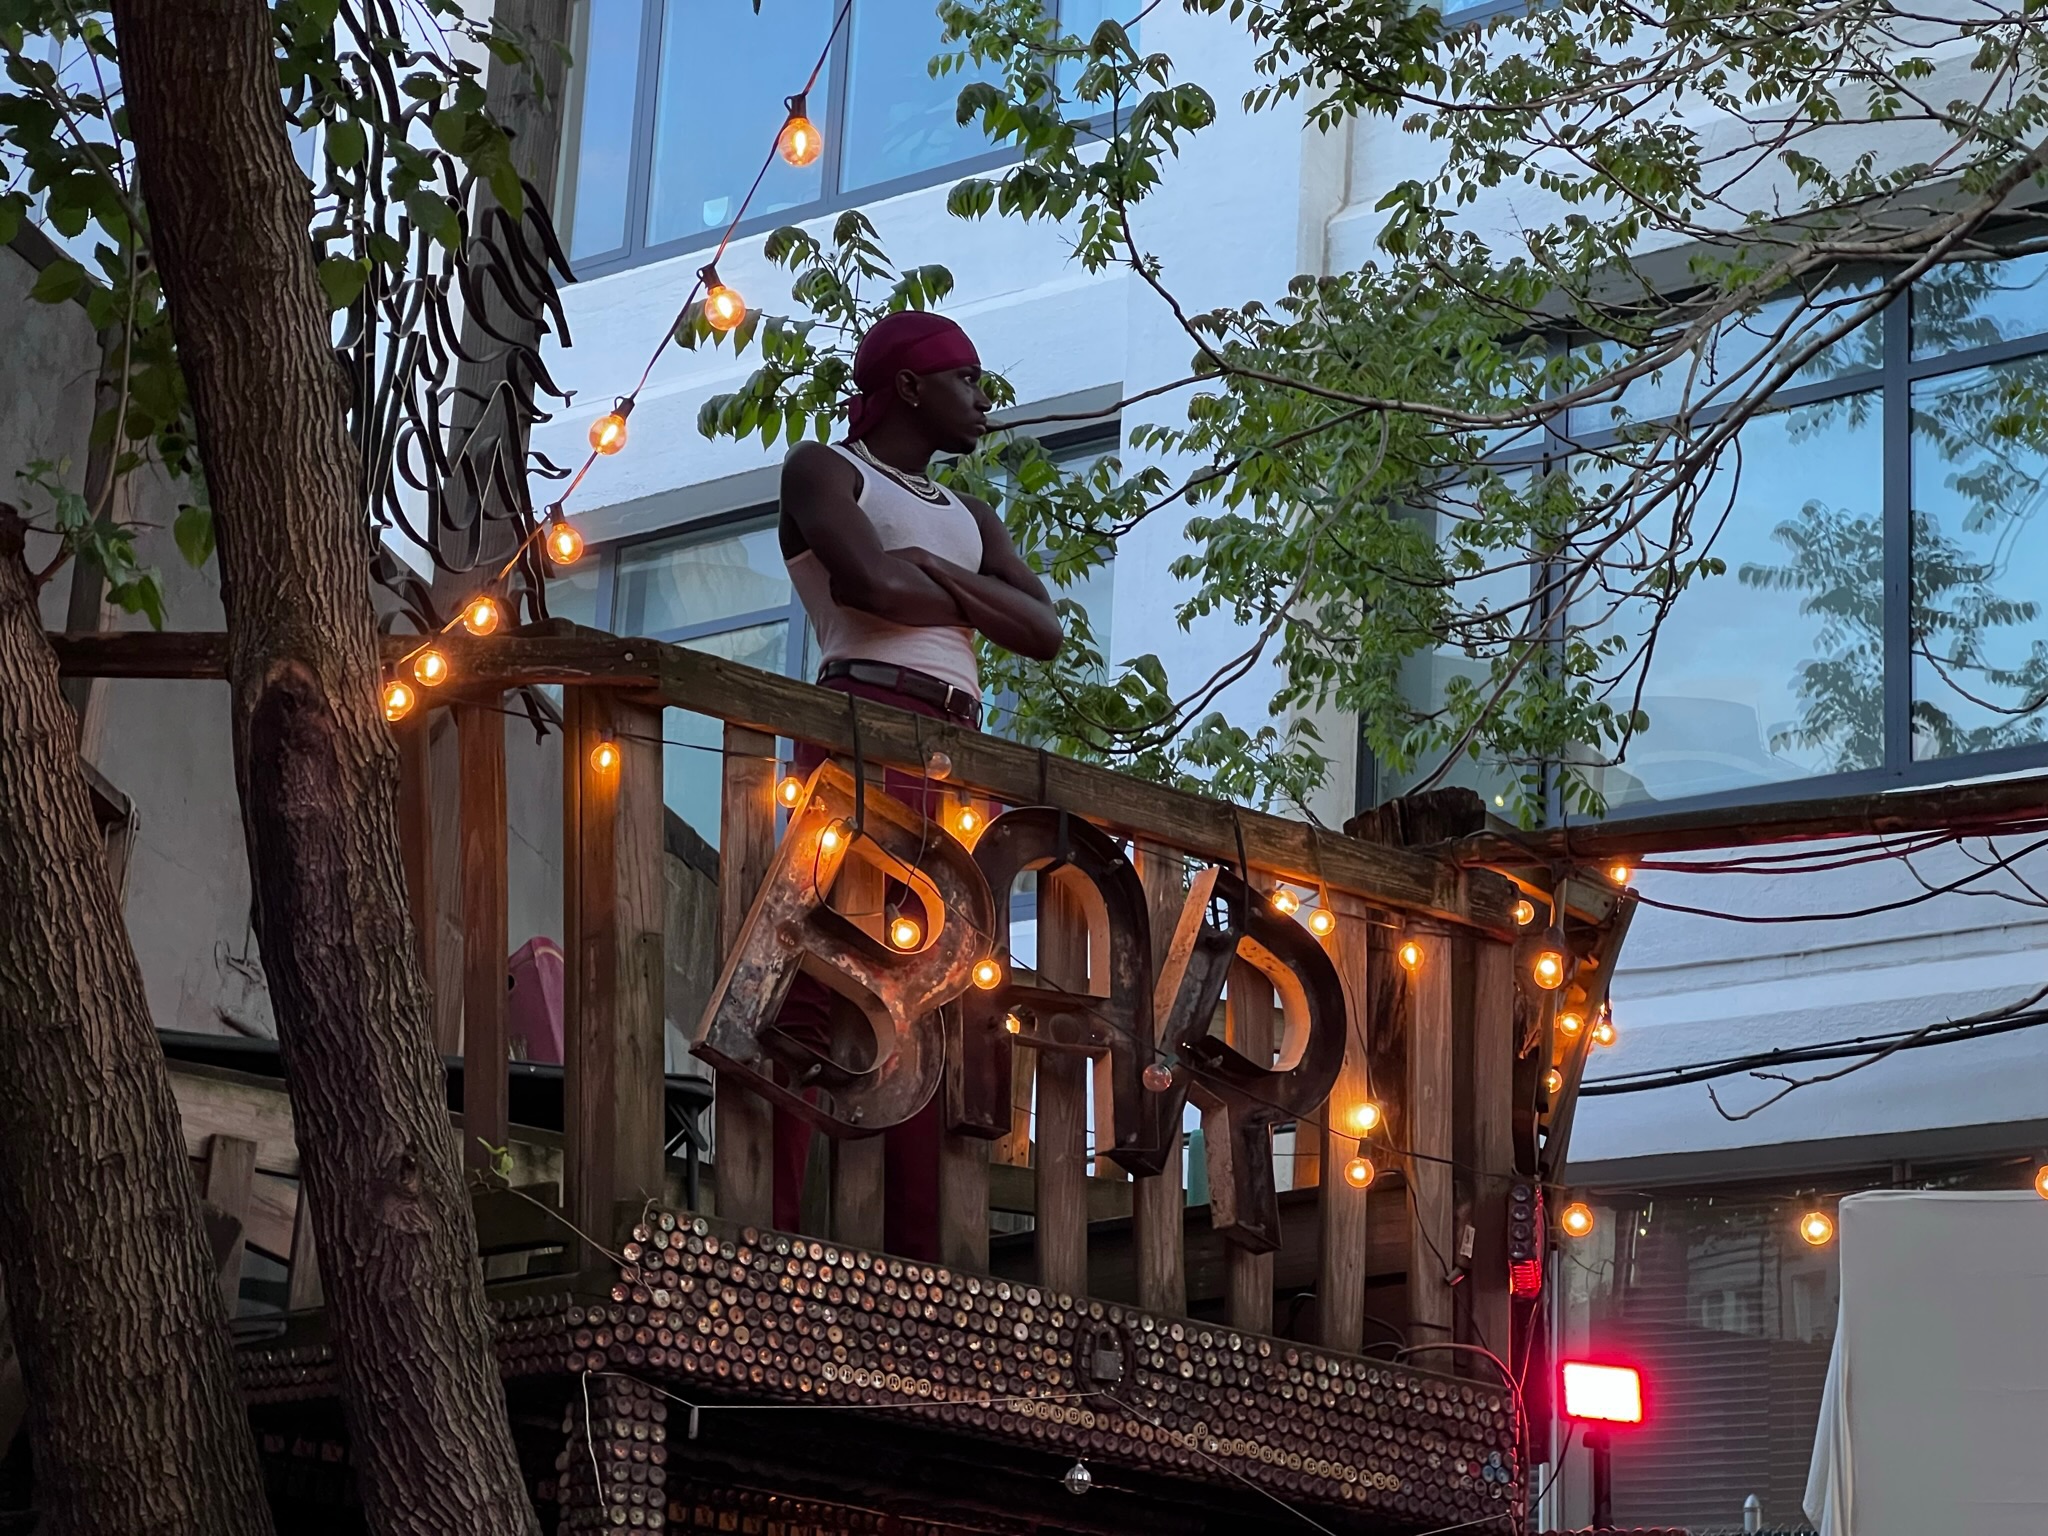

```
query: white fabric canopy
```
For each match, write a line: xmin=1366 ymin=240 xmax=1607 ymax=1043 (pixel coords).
xmin=1805 ymin=1190 xmax=2048 ymax=1535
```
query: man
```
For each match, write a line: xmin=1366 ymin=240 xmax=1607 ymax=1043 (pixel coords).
xmin=771 ymin=310 xmax=1060 ymax=1256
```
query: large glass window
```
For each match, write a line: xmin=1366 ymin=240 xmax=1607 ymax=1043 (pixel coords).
xmin=556 ymin=0 xmax=1124 ymax=275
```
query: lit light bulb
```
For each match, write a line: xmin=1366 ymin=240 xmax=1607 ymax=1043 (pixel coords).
xmin=1398 ymin=938 xmax=1423 ymax=972
xmin=590 ymin=740 xmax=620 ymax=774
xmin=1591 ymin=1015 xmax=1617 ymax=1048
xmin=1269 ymin=888 xmax=1300 ymax=916
xmin=1544 ymin=1068 xmax=1563 ymax=1095
xmin=1607 ymin=861 xmax=1631 ymax=885
xmin=777 ymin=776 xmax=804 ymax=808
xmin=414 ymin=647 xmax=450 ymax=687
xmin=1344 ymin=1143 xmax=1376 ymax=1189
xmin=461 ymin=595 xmax=500 ymax=636
xmin=1513 ymin=899 xmax=1536 ymax=927
xmin=1799 ymin=1209 xmax=1835 ymax=1247
xmin=382 ymin=679 xmax=416 ymax=722
xmin=889 ymin=915 xmax=922 ymax=950
xmin=973 ymin=957 xmax=1003 ymax=990
xmin=1004 ymin=1013 xmax=1022 ymax=1035
xmin=2035 ymin=1164 xmax=2048 ymax=1199
xmin=1349 ymin=1101 xmax=1382 ymax=1135
xmin=546 ymin=517 xmax=584 ymax=566
xmin=699 ymin=262 xmax=745 ymax=334
xmin=820 ymin=822 xmax=844 ymax=853
xmin=778 ymin=111 xmax=823 ymax=168
xmin=589 ymin=407 xmax=630 ymax=455
xmin=1560 ymin=1201 xmax=1595 ymax=1239
xmin=1142 ymin=1061 xmax=1173 ymax=1092
xmin=954 ymin=806 xmax=981 ymax=838
xmin=1308 ymin=907 xmax=1337 ymax=938
xmin=1557 ymin=1010 xmax=1584 ymax=1039
xmin=1532 ymin=936 xmax=1568 ymax=991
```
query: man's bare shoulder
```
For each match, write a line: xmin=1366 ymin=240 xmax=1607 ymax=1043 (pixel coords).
xmin=783 ymin=439 xmax=860 ymax=495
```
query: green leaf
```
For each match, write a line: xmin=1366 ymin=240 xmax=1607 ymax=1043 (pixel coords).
xmin=109 ymin=571 xmax=167 ymax=632
xmin=173 ymin=503 xmax=214 ymax=568
xmin=317 ymin=255 xmax=368 ymax=310
xmin=487 ymin=160 xmax=524 ymax=221
xmin=400 ymin=71 xmax=444 ymax=102
xmin=430 ymin=106 xmax=470 ymax=155
xmin=326 ymin=117 xmax=367 ymax=167
xmin=29 ymin=258 xmax=86 ymax=305
xmin=0 ymin=191 xmax=24 ymax=245
xmin=404 ymin=191 xmax=460 ymax=249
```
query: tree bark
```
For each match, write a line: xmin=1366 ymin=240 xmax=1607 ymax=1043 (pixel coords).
xmin=0 ymin=507 xmax=274 ymax=1536
xmin=107 ymin=0 xmax=541 ymax=1531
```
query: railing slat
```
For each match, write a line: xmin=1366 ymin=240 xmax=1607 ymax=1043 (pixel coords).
xmin=1465 ymin=939 xmax=1517 ymax=1361
xmin=1226 ymin=958 xmax=1276 ymax=1334
xmin=1407 ymin=928 xmax=1457 ymax=1341
xmin=1132 ymin=842 xmax=1186 ymax=1316
xmin=1317 ymin=891 xmax=1373 ymax=1352
xmin=457 ymin=701 xmax=509 ymax=1174
xmin=828 ymin=856 xmax=887 ymax=1251
xmin=713 ymin=724 xmax=779 ymax=1226
xmin=1035 ymin=869 xmax=1090 ymax=1298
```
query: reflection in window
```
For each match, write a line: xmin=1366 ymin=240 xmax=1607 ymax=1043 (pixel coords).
xmin=543 ymin=560 xmax=603 ymax=628
xmin=1581 ymin=393 xmax=1885 ymax=806
xmin=1910 ymin=356 xmax=2048 ymax=758
xmin=562 ymin=0 xmax=645 ymax=262
xmin=663 ymin=621 xmax=790 ymax=847
xmin=613 ymin=522 xmax=791 ymax=636
xmin=1912 ymin=251 xmax=2048 ymax=360
xmin=841 ymin=3 xmax=1002 ymax=192
xmin=645 ymin=0 xmax=831 ymax=247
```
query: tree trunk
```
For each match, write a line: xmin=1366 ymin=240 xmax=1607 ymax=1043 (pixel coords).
xmin=107 ymin=0 xmax=541 ymax=1531
xmin=0 ymin=508 xmax=274 ymax=1536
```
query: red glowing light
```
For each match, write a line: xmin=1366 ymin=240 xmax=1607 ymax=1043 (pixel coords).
xmin=1561 ymin=1361 xmax=1643 ymax=1425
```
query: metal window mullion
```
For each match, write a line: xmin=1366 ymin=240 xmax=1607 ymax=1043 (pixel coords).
xmin=594 ymin=545 xmax=619 ymax=632
xmin=620 ymin=0 xmax=667 ymax=267
xmin=1902 ymin=327 xmax=2048 ymax=382
xmin=819 ymin=0 xmax=856 ymax=206
xmin=1882 ymin=289 xmax=1913 ymax=775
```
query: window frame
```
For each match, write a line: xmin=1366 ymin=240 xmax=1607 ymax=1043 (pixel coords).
xmin=1363 ymin=256 xmax=2048 ymax=824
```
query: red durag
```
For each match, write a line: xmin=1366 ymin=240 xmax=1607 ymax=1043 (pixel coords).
xmin=843 ymin=311 xmax=981 ymax=441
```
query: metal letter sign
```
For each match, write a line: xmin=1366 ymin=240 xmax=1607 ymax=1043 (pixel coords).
xmin=695 ymin=762 xmax=994 ymax=1136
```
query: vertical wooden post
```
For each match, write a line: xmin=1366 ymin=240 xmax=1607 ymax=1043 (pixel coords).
xmin=563 ymin=690 xmax=667 ymax=1255
xmin=201 ymin=1134 xmax=257 ymax=1312
xmin=1466 ymin=939 xmax=1516 ymax=1360
xmin=285 ymin=1184 xmax=324 ymax=1312
xmin=714 ymin=724 xmax=778 ymax=1226
xmin=1407 ymin=927 xmax=1457 ymax=1343
xmin=1226 ymin=959 xmax=1275 ymax=1335
xmin=1317 ymin=892 xmax=1372 ymax=1352
xmin=936 ymin=1093 xmax=990 ymax=1272
xmin=1132 ymin=842 xmax=1185 ymax=1316
xmin=996 ymin=1045 xmax=1034 ymax=1168
xmin=829 ymin=855 xmax=887 ymax=1251
xmin=395 ymin=716 xmax=439 ymax=1033
xmin=1035 ymin=869 xmax=1089 ymax=1298
xmin=458 ymin=701 xmax=509 ymax=1175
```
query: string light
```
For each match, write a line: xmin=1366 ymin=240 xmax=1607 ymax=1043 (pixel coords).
xmin=1343 ymin=1142 xmax=1376 ymax=1188
xmin=1307 ymin=907 xmax=1337 ymax=938
xmin=1004 ymin=1013 xmax=1022 ymax=1035
xmin=700 ymin=263 xmax=745 ymax=333
xmin=954 ymin=805 xmax=981 ymax=838
xmin=924 ymin=749 xmax=952 ymax=780
xmin=2035 ymin=1163 xmax=2048 ymax=1199
xmin=972 ymin=957 xmax=1003 ymax=990
xmin=461 ymin=594 xmax=501 ymax=636
xmin=590 ymin=740 xmax=620 ymax=774
xmin=1607 ymin=861 xmax=1632 ymax=886
xmin=1397 ymin=938 xmax=1423 ymax=972
xmin=1531 ymin=930 xmax=1568 ymax=990
xmin=1559 ymin=1201 xmax=1595 ymax=1238
xmin=1347 ymin=1101 xmax=1381 ymax=1135
xmin=589 ymin=395 xmax=633 ymax=455
xmin=1799 ymin=1209 xmax=1835 ymax=1247
xmin=777 ymin=776 xmax=805 ymax=808
xmin=1591 ymin=1015 xmax=1617 ymax=1048
xmin=546 ymin=510 xmax=585 ymax=566
xmin=1543 ymin=1068 xmax=1563 ymax=1095
xmin=1269 ymin=887 xmax=1299 ymax=916
xmin=1142 ymin=1061 xmax=1173 ymax=1092
xmin=1063 ymin=1460 xmax=1093 ymax=1496
xmin=820 ymin=822 xmax=844 ymax=853
xmin=777 ymin=92 xmax=823 ymax=167
xmin=382 ymin=679 xmax=416 ymax=721
xmin=1513 ymin=898 xmax=1536 ymax=926
xmin=414 ymin=647 xmax=450 ymax=687
xmin=1557 ymin=1010 xmax=1585 ymax=1039
xmin=889 ymin=915 xmax=922 ymax=950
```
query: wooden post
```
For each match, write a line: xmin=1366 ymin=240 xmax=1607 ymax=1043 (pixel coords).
xmin=1035 ymin=869 xmax=1089 ymax=1298
xmin=1132 ymin=842 xmax=1185 ymax=1316
xmin=714 ymin=725 xmax=779 ymax=1226
xmin=285 ymin=1184 xmax=323 ymax=1312
xmin=829 ymin=855 xmax=887 ymax=1251
xmin=1317 ymin=892 xmax=1373 ymax=1352
xmin=458 ymin=701 xmax=509 ymax=1175
xmin=1225 ymin=958 xmax=1275 ymax=1335
xmin=996 ymin=1043 xmax=1034 ymax=1168
xmin=937 ymin=1098 xmax=990 ymax=1272
xmin=200 ymin=1133 xmax=257 ymax=1311
xmin=563 ymin=690 xmax=667 ymax=1255
xmin=1407 ymin=927 xmax=1456 ymax=1343
xmin=395 ymin=715 xmax=438 ymax=1024
xmin=1465 ymin=939 xmax=1516 ymax=1360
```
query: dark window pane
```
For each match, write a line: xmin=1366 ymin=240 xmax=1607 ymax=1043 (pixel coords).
xmin=1910 ymin=356 xmax=2048 ymax=758
xmin=613 ymin=521 xmax=790 ymax=636
xmin=1912 ymin=252 xmax=2048 ymax=360
xmin=543 ymin=559 xmax=603 ymax=628
xmin=565 ymin=0 xmax=645 ymax=261
xmin=1581 ymin=392 xmax=1885 ymax=805
xmin=841 ymin=0 xmax=1001 ymax=192
xmin=663 ymin=621 xmax=790 ymax=845
xmin=645 ymin=0 xmax=831 ymax=248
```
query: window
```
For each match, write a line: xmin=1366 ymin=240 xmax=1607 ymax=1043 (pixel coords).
xmin=1388 ymin=253 xmax=2048 ymax=818
xmin=556 ymin=0 xmax=1120 ymax=275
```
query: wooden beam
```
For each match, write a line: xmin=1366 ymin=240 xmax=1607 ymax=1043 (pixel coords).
xmin=167 ymin=1063 xmax=298 ymax=1176
xmin=1317 ymin=891 xmax=1373 ymax=1353
xmin=713 ymin=724 xmax=778 ymax=1226
xmin=1407 ymin=929 xmax=1456 ymax=1343
xmin=1035 ymin=871 xmax=1089 ymax=1299
xmin=47 ymin=629 xmax=1513 ymax=933
xmin=1132 ymin=841 xmax=1186 ymax=1317
xmin=1226 ymin=959 xmax=1275 ymax=1335
xmin=200 ymin=1133 xmax=257 ymax=1311
xmin=458 ymin=701 xmax=509 ymax=1175
xmin=286 ymin=1184 xmax=323 ymax=1312
xmin=1464 ymin=940 xmax=1517 ymax=1363
xmin=985 ymin=1163 xmax=1136 ymax=1222
xmin=829 ymin=857 xmax=887 ymax=1253
xmin=246 ymin=1170 xmax=297 ymax=1262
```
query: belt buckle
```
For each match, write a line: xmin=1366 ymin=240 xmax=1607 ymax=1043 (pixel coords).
xmin=944 ymin=684 xmax=972 ymax=723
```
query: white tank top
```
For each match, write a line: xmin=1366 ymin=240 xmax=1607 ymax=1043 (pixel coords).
xmin=785 ymin=442 xmax=985 ymax=697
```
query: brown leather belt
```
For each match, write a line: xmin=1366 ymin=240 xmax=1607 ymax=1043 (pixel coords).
xmin=818 ymin=659 xmax=982 ymax=728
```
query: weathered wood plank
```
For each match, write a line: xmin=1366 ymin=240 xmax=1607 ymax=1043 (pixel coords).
xmin=1407 ymin=928 xmax=1457 ymax=1343
xmin=1317 ymin=891 xmax=1374 ymax=1353
xmin=986 ymin=1162 xmax=1134 ymax=1221
xmin=829 ymin=856 xmax=887 ymax=1252
xmin=937 ymin=1128 xmax=990 ymax=1271
xmin=1131 ymin=841 xmax=1186 ymax=1317
xmin=1466 ymin=939 xmax=1517 ymax=1361
xmin=713 ymin=724 xmax=778 ymax=1225
xmin=200 ymin=1134 xmax=257 ymax=1311
xmin=168 ymin=1063 xmax=297 ymax=1176
xmin=1226 ymin=959 xmax=1275 ymax=1335
xmin=286 ymin=1184 xmax=323 ymax=1312
xmin=1035 ymin=871 xmax=1090 ymax=1298
xmin=246 ymin=1170 xmax=297 ymax=1262
xmin=458 ymin=700 xmax=509 ymax=1175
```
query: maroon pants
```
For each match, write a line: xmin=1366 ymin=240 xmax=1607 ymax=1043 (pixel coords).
xmin=771 ymin=675 xmax=966 ymax=1259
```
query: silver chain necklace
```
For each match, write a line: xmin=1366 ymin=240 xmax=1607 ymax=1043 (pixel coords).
xmin=850 ymin=439 xmax=947 ymax=504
